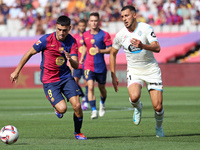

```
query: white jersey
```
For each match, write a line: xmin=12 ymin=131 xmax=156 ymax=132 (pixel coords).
xmin=113 ymin=22 xmax=159 ymax=70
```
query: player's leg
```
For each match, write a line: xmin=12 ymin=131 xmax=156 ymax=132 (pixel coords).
xmin=73 ymin=69 xmax=86 ymax=109
xmin=62 ymin=77 xmax=87 ymax=140
xmin=128 ymin=83 xmax=143 ymax=125
xmin=82 ymin=79 xmax=89 ymax=110
xmin=84 ymin=70 xmax=97 ymax=119
xmin=149 ymin=89 xmax=165 ymax=137
xmin=98 ymin=83 xmax=106 ymax=117
xmin=96 ymin=72 xmax=107 ymax=117
xmin=69 ymin=95 xmax=86 ymax=140
xmin=43 ymin=83 xmax=67 ymax=118
xmin=87 ymin=79 xmax=98 ymax=119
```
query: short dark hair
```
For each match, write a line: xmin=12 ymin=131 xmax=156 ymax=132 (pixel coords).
xmin=89 ymin=12 xmax=100 ymax=19
xmin=121 ymin=5 xmax=136 ymax=13
xmin=79 ymin=19 xmax=87 ymax=25
xmin=56 ymin=15 xmax=71 ymax=26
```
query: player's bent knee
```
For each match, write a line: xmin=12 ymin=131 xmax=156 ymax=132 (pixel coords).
xmin=55 ymin=105 xmax=67 ymax=114
xmin=154 ymin=104 xmax=163 ymax=112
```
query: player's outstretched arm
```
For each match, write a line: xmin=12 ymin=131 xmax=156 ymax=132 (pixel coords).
xmin=10 ymin=47 xmax=37 ymax=83
xmin=96 ymin=45 xmax=111 ymax=54
xmin=110 ymin=47 xmax=119 ymax=92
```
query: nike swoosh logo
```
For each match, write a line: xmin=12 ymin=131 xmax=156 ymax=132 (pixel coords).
xmin=76 ymin=89 xmax=80 ymax=92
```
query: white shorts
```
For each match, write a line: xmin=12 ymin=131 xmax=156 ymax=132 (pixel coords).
xmin=127 ymin=66 xmax=163 ymax=91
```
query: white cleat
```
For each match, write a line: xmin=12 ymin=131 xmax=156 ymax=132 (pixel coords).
xmin=91 ymin=110 xmax=98 ymax=119
xmin=133 ymin=102 xmax=142 ymax=125
xmin=156 ymin=127 xmax=165 ymax=137
xmin=99 ymin=102 xmax=105 ymax=117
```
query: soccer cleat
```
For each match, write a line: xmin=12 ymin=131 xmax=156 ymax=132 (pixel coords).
xmin=81 ymin=101 xmax=88 ymax=111
xmin=99 ymin=102 xmax=105 ymax=117
xmin=133 ymin=102 xmax=142 ymax=125
xmin=54 ymin=109 xmax=63 ymax=118
xmin=91 ymin=110 xmax=98 ymax=119
xmin=75 ymin=133 xmax=87 ymax=140
xmin=156 ymin=127 xmax=165 ymax=137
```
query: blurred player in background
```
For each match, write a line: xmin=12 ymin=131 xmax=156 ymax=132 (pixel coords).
xmin=10 ymin=15 xmax=87 ymax=140
xmin=110 ymin=5 xmax=165 ymax=137
xmin=80 ymin=12 xmax=112 ymax=119
xmin=73 ymin=19 xmax=89 ymax=111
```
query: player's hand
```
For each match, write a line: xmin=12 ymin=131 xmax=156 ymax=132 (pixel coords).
xmin=111 ymin=73 xmax=119 ymax=92
xmin=130 ymin=38 xmax=143 ymax=49
xmin=64 ymin=51 xmax=71 ymax=60
xmin=95 ymin=45 xmax=100 ymax=53
xmin=10 ymin=72 xmax=19 ymax=83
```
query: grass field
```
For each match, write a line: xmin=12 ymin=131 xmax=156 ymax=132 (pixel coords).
xmin=0 ymin=87 xmax=200 ymax=150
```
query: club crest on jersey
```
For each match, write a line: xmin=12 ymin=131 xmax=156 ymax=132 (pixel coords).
xmin=59 ymin=47 xmax=64 ymax=53
xmin=80 ymin=39 xmax=84 ymax=44
xmin=36 ymin=40 xmax=41 ymax=45
xmin=56 ymin=56 xmax=65 ymax=66
xmin=91 ymin=39 xmax=95 ymax=44
xmin=51 ymin=97 xmax=55 ymax=102
xmin=89 ymin=47 xmax=96 ymax=55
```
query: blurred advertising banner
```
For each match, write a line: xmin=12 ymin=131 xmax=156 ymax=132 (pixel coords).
xmin=1 ymin=63 xmax=200 ymax=89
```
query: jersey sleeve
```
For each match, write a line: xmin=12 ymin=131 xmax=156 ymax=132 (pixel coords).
xmin=70 ymin=38 xmax=78 ymax=57
xmin=112 ymin=32 xmax=122 ymax=50
xmin=33 ymin=35 xmax=47 ymax=52
xmin=104 ymin=32 xmax=112 ymax=48
xmin=146 ymin=26 xmax=158 ymax=44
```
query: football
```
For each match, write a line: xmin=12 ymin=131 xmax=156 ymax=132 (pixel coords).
xmin=0 ymin=125 xmax=19 ymax=144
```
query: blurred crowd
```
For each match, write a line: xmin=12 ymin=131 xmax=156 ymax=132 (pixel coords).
xmin=1 ymin=0 xmax=200 ymax=35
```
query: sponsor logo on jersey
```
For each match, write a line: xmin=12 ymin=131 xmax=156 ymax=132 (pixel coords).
xmin=56 ymin=56 xmax=65 ymax=66
xmin=59 ymin=47 xmax=64 ymax=53
xmin=89 ymin=47 xmax=96 ymax=55
xmin=36 ymin=40 xmax=41 ymax=45
xmin=128 ymin=45 xmax=142 ymax=54
xmin=79 ymin=46 xmax=83 ymax=53
xmin=51 ymin=45 xmax=56 ymax=47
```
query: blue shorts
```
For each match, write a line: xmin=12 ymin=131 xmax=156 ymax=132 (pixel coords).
xmin=73 ymin=68 xmax=85 ymax=79
xmin=84 ymin=70 xmax=107 ymax=85
xmin=43 ymin=76 xmax=82 ymax=107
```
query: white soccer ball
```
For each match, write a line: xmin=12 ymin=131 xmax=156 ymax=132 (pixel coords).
xmin=0 ymin=125 xmax=19 ymax=144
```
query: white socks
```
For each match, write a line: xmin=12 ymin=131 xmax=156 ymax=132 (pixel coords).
xmin=155 ymin=109 xmax=164 ymax=128
xmin=129 ymin=97 xmax=141 ymax=110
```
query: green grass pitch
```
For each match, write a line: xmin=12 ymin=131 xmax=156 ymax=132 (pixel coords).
xmin=0 ymin=87 xmax=200 ymax=150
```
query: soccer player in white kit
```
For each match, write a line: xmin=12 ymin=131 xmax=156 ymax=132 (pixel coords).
xmin=110 ymin=5 xmax=165 ymax=137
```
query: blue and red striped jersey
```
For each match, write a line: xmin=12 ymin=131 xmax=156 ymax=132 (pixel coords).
xmin=83 ymin=29 xmax=112 ymax=73
xmin=33 ymin=32 xmax=78 ymax=84
xmin=73 ymin=33 xmax=84 ymax=69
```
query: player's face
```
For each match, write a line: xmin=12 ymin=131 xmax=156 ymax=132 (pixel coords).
xmin=78 ymin=22 xmax=86 ymax=34
xmin=56 ymin=24 xmax=71 ymax=41
xmin=121 ymin=9 xmax=136 ymax=29
xmin=89 ymin=16 xmax=99 ymax=30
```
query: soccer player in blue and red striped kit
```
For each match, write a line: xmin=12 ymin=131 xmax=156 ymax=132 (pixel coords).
xmin=80 ymin=12 xmax=112 ymax=119
xmin=10 ymin=15 xmax=87 ymax=140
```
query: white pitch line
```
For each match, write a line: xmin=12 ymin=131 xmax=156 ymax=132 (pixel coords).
xmin=20 ymin=107 xmax=134 ymax=116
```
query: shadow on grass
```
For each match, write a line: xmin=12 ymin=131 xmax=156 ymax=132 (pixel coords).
xmin=87 ymin=133 xmax=200 ymax=139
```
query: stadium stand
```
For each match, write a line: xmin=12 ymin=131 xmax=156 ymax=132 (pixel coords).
xmin=0 ymin=0 xmax=200 ymax=64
